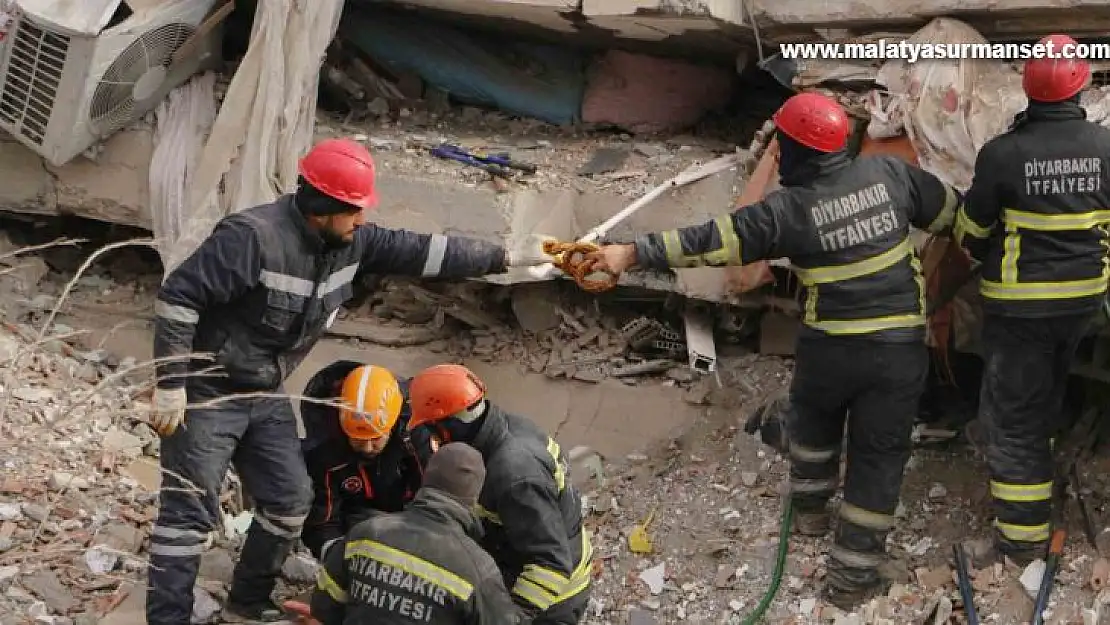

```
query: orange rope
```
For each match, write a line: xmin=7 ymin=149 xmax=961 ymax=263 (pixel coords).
xmin=542 ymin=240 xmax=620 ymax=293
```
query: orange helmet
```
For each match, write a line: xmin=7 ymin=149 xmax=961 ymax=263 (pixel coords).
xmin=407 ymin=364 xmax=487 ymax=430
xmin=298 ymin=138 xmax=378 ymax=211
xmin=338 ymin=365 xmax=403 ymax=440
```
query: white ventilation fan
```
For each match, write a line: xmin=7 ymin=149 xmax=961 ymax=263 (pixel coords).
xmin=0 ymin=0 xmax=223 ymax=166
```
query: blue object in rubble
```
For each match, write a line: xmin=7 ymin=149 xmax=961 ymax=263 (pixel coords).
xmin=339 ymin=9 xmax=585 ymax=126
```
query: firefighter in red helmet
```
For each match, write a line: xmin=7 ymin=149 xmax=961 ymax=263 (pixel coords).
xmin=585 ymin=92 xmax=961 ymax=608
xmin=956 ymin=34 xmax=1110 ymax=567
xmin=146 ymin=138 xmax=557 ymax=624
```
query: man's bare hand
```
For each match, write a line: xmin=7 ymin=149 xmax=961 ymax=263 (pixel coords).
xmin=584 ymin=244 xmax=638 ymax=276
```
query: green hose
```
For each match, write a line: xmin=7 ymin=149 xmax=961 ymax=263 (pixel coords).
xmin=741 ymin=501 xmax=794 ymax=624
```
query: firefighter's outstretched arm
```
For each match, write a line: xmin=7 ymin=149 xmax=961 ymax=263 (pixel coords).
xmin=151 ymin=220 xmax=262 ymax=435
xmin=310 ymin=538 xmax=350 ymax=625
xmin=588 ymin=198 xmax=787 ymax=275
xmin=892 ymin=159 xmax=963 ymax=234
xmin=497 ymin=480 xmax=578 ymax=615
xmin=955 ymin=144 xmax=1004 ymax=261
xmin=357 ymin=225 xmax=554 ymax=277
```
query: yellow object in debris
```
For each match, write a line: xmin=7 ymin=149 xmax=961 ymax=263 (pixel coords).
xmin=628 ymin=507 xmax=658 ymax=554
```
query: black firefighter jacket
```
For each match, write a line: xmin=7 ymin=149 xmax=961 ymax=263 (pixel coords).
xmin=633 ymin=151 xmax=960 ymax=342
xmin=152 ymin=196 xmax=507 ymax=398
xmin=468 ymin=405 xmax=592 ymax=615
xmin=300 ymin=360 xmax=436 ymax=560
xmin=311 ymin=488 xmax=527 ymax=625
xmin=956 ymin=100 xmax=1110 ymax=318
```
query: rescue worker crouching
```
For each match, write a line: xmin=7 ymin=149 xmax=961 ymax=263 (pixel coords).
xmin=584 ymin=92 xmax=962 ymax=609
xmin=311 ymin=442 xmax=527 ymax=624
xmin=300 ymin=360 xmax=435 ymax=560
xmin=146 ymin=137 xmax=557 ymax=624
xmin=406 ymin=364 xmax=592 ymax=624
xmin=955 ymin=34 xmax=1110 ymax=566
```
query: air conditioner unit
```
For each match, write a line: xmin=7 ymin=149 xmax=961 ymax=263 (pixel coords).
xmin=0 ymin=0 xmax=223 ymax=166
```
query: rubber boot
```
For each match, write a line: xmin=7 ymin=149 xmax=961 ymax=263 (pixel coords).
xmin=958 ymin=535 xmax=1045 ymax=569
xmin=793 ymin=510 xmax=831 ymax=537
xmin=822 ymin=521 xmax=888 ymax=610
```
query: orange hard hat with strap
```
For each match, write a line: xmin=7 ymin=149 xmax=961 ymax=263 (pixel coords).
xmin=298 ymin=138 xmax=379 ymax=211
xmin=338 ymin=365 xmax=403 ymax=440
xmin=407 ymin=364 xmax=487 ymax=430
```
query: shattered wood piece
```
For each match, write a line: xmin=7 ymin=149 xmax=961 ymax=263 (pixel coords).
xmin=683 ymin=306 xmax=716 ymax=373
xmin=327 ymin=318 xmax=449 ymax=346
xmin=610 ymin=359 xmax=674 ymax=378
xmin=557 ymin=308 xmax=586 ymax=334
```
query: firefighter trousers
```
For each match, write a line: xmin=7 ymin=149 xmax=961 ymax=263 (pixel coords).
xmin=146 ymin=395 xmax=314 ymax=625
xmin=787 ymin=336 xmax=928 ymax=592
xmin=978 ymin=313 xmax=1089 ymax=557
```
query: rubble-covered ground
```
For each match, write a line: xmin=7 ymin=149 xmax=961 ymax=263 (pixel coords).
xmin=4 ymin=222 xmax=1110 ymax=624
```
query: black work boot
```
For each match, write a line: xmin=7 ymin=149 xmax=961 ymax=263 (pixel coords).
xmin=823 ymin=520 xmax=889 ymax=610
xmin=822 ymin=576 xmax=888 ymax=610
xmin=221 ymin=600 xmax=286 ymax=623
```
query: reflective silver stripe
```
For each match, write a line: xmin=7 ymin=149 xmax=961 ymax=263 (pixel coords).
xmin=838 ymin=502 xmax=896 ymax=531
xmin=152 ymin=525 xmax=208 ymax=541
xmin=790 ymin=444 xmax=838 ymax=463
xmin=421 ymin=234 xmax=448 ymax=277
xmin=828 ymin=544 xmax=884 ymax=568
xmin=318 ymin=263 xmax=359 ymax=297
xmin=789 ymin=477 xmax=838 ymax=493
xmin=155 ymin=300 xmax=199 ymax=324
xmin=261 ymin=511 xmax=307 ymax=527
xmin=259 ymin=270 xmax=314 ymax=297
xmin=149 ymin=543 xmax=206 ymax=557
xmin=255 ymin=514 xmax=301 ymax=539
xmin=321 ymin=537 xmax=342 ymax=560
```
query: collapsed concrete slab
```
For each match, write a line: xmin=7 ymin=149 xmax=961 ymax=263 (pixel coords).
xmin=0 ymin=125 xmax=753 ymax=303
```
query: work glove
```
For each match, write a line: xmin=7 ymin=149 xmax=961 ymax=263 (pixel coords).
xmin=281 ymin=601 xmax=322 ymax=625
xmin=506 ymin=234 xmax=557 ymax=267
xmin=151 ymin=387 xmax=188 ymax=437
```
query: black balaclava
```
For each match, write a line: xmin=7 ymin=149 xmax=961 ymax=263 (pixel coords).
xmin=436 ymin=399 xmax=489 ymax=444
xmin=776 ymin=131 xmax=850 ymax=187
xmin=294 ymin=175 xmax=359 ymax=249
xmin=1012 ymin=93 xmax=1085 ymax=130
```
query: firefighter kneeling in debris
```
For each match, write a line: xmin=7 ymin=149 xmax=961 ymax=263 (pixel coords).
xmin=299 ymin=361 xmax=435 ymax=561
xmin=585 ymin=92 xmax=962 ymax=607
xmin=405 ymin=364 xmax=592 ymax=624
xmin=310 ymin=442 xmax=526 ymax=624
xmin=955 ymin=34 xmax=1110 ymax=566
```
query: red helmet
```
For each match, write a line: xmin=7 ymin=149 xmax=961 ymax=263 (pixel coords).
xmin=406 ymin=364 xmax=487 ymax=430
xmin=298 ymin=138 xmax=379 ymax=211
xmin=772 ymin=92 xmax=849 ymax=153
xmin=1023 ymin=34 xmax=1090 ymax=102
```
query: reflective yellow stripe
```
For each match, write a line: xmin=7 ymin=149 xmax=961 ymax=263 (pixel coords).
xmin=1004 ymin=208 xmax=1110 ymax=230
xmin=316 ymin=567 xmax=349 ymax=603
xmin=994 ymin=519 xmax=1051 ymax=543
xmin=345 ymin=539 xmax=474 ymax=601
xmin=990 ymin=480 xmax=1053 ymax=503
xmin=475 ymin=505 xmax=502 ymax=524
xmin=661 ymin=216 xmax=743 ymax=268
xmin=979 ymin=208 xmax=1110 ymax=300
xmin=1000 ymin=227 xmax=1021 ymax=283
xmin=980 ymin=272 xmax=1109 ymax=300
xmin=795 ymin=238 xmax=925 ymax=335
xmin=838 ymin=502 xmax=896 ymax=531
xmin=953 ymin=208 xmax=993 ymax=245
xmin=792 ymin=238 xmax=912 ymax=285
xmin=789 ymin=444 xmax=838 ymax=463
xmin=546 ymin=438 xmax=566 ymax=493
xmin=924 ymin=184 xmax=959 ymax=234
xmin=806 ymin=314 xmax=925 ymax=335
xmin=511 ymin=531 xmax=593 ymax=610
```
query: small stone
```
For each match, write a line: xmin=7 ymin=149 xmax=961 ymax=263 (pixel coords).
xmin=740 ymin=472 xmax=758 ymax=488
xmin=22 ymin=503 xmax=49 ymax=523
xmin=927 ymin=483 xmax=947 ymax=500
xmin=0 ymin=503 xmax=21 ymax=522
xmin=48 ymin=472 xmax=89 ymax=491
